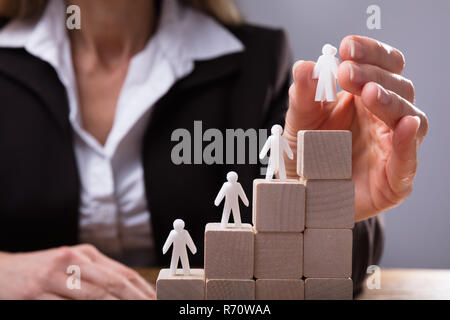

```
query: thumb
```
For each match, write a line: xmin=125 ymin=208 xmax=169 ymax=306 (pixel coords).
xmin=285 ymin=60 xmax=325 ymax=138
xmin=283 ymin=60 xmax=324 ymax=178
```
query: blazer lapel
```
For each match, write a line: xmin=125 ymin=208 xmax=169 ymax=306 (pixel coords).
xmin=175 ymin=51 xmax=244 ymax=92
xmin=0 ymin=48 xmax=71 ymax=135
xmin=143 ymin=50 xmax=245 ymax=141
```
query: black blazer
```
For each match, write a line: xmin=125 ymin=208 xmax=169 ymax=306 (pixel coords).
xmin=0 ymin=21 xmax=383 ymax=294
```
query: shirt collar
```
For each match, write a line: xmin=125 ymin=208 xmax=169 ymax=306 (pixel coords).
xmin=157 ymin=0 xmax=244 ymax=62
xmin=0 ymin=0 xmax=244 ymax=74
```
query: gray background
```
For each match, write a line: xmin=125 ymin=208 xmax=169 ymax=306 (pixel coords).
xmin=235 ymin=0 xmax=450 ymax=268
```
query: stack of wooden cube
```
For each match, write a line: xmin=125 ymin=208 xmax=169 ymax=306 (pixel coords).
xmin=252 ymin=178 xmax=306 ymax=299
xmin=297 ymin=130 xmax=354 ymax=300
xmin=157 ymin=130 xmax=354 ymax=300
xmin=204 ymin=223 xmax=255 ymax=299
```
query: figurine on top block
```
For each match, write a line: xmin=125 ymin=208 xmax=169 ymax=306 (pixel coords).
xmin=259 ymin=124 xmax=294 ymax=181
xmin=214 ymin=171 xmax=249 ymax=228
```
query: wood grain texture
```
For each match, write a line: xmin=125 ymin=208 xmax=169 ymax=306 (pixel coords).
xmin=304 ymin=229 xmax=352 ymax=278
xmin=255 ymin=279 xmax=305 ymax=300
xmin=206 ymin=279 xmax=255 ymax=300
xmin=252 ymin=179 xmax=305 ymax=232
xmin=303 ymin=179 xmax=354 ymax=229
xmin=254 ymin=232 xmax=303 ymax=279
xmin=305 ymin=278 xmax=353 ymax=300
xmin=204 ymin=223 xmax=254 ymax=279
xmin=297 ymin=130 xmax=352 ymax=179
xmin=357 ymin=269 xmax=450 ymax=300
xmin=156 ymin=269 xmax=205 ymax=300
xmin=138 ymin=268 xmax=450 ymax=300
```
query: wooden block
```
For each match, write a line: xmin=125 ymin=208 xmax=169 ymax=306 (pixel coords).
xmin=254 ymin=232 xmax=303 ymax=279
xmin=297 ymin=130 xmax=352 ymax=179
xmin=204 ymin=223 xmax=254 ymax=279
xmin=305 ymin=278 xmax=353 ymax=300
xmin=206 ymin=279 xmax=255 ymax=300
xmin=304 ymin=179 xmax=354 ymax=229
xmin=156 ymin=269 xmax=205 ymax=300
xmin=252 ymin=179 xmax=305 ymax=232
xmin=304 ymin=229 xmax=352 ymax=278
xmin=256 ymin=279 xmax=304 ymax=300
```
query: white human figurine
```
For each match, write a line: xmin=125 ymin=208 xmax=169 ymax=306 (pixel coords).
xmin=214 ymin=171 xmax=249 ymax=228
xmin=313 ymin=44 xmax=340 ymax=102
xmin=162 ymin=219 xmax=197 ymax=276
xmin=259 ymin=124 xmax=294 ymax=181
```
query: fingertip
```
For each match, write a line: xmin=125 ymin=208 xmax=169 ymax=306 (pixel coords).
xmin=293 ymin=60 xmax=315 ymax=85
xmin=339 ymin=35 xmax=353 ymax=60
xmin=292 ymin=60 xmax=304 ymax=79
xmin=393 ymin=115 xmax=420 ymax=150
xmin=360 ymin=81 xmax=381 ymax=106
xmin=337 ymin=62 xmax=348 ymax=88
xmin=287 ymin=60 xmax=326 ymax=127
xmin=412 ymin=116 xmax=421 ymax=131
xmin=339 ymin=35 xmax=365 ymax=61
xmin=402 ymin=115 xmax=421 ymax=136
xmin=337 ymin=61 xmax=360 ymax=93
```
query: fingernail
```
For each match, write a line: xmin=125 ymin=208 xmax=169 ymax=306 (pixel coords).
xmin=349 ymin=39 xmax=365 ymax=59
xmin=348 ymin=63 xmax=364 ymax=85
xmin=413 ymin=116 xmax=421 ymax=134
xmin=377 ymin=85 xmax=392 ymax=105
xmin=292 ymin=60 xmax=304 ymax=81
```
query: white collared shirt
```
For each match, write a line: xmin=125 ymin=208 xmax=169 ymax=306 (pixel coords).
xmin=0 ymin=0 xmax=243 ymax=264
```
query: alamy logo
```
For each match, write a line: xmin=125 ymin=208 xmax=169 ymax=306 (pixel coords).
xmin=366 ymin=5 xmax=381 ymax=30
xmin=66 ymin=5 xmax=81 ymax=30
xmin=66 ymin=265 xmax=81 ymax=290
xmin=171 ymin=121 xmax=270 ymax=173
xmin=366 ymin=265 xmax=381 ymax=289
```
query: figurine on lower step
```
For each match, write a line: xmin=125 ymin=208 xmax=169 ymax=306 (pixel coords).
xmin=214 ymin=171 xmax=249 ymax=228
xmin=162 ymin=219 xmax=197 ymax=276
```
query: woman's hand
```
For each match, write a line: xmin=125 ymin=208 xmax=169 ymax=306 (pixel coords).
xmin=284 ymin=35 xmax=428 ymax=222
xmin=0 ymin=244 xmax=156 ymax=300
